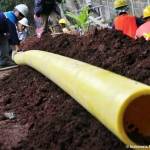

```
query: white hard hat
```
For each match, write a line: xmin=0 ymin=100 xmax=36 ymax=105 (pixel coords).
xmin=15 ymin=4 xmax=29 ymax=17
xmin=18 ymin=17 xmax=29 ymax=27
xmin=86 ymin=0 xmax=92 ymax=6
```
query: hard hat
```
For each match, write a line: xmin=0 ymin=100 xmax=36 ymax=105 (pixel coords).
xmin=143 ymin=33 xmax=150 ymax=40
xmin=114 ymin=0 xmax=128 ymax=9
xmin=18 ymin=17 xmax=29 ymax=27
xmin=143 ymin=5 xmax=150 ymax=18
xmin=59 ymin=19 xmax=66 ymax=24
xmin=15 ymin=4 xmax=29 ymax=17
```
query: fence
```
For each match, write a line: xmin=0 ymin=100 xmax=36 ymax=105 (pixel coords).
xmin=82 ymin=0 xmax=150 ymax=21
xmin=0 ymin=0 xmax=150 ymax=23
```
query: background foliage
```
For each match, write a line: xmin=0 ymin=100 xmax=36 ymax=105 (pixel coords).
xmin=0 ymin=0 xmax=34 ymax=11
xmin=0 ymin=0 xmax=34 ymax=24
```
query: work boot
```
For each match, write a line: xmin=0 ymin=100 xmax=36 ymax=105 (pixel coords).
xmin=5 ymin=60 xmax=17 ymax=66
xmin=0 ymin=60 xmax=7 ymax=67
xmin=0 ymin=60 xmax=16 ymax=68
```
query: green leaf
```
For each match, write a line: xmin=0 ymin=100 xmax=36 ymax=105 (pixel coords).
xmin=65 ymin=6 xmax=89 ymax=32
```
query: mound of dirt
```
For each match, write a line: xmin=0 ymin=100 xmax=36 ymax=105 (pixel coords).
xmin=0 ymin=29 xmax=149 ymax=150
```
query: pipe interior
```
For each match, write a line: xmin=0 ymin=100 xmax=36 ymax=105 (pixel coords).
xmin=123 ymin=95 xmax=150 ymax=145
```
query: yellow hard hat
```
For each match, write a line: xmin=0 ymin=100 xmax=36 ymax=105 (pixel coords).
xmin=114 ymin=0 xmax=128 ymax=9
xmin=143 ymin=5 xmax=150 ymax=18
xmin=59 ymin=19 xmax=66 ymax=24
xmin=143 ymin=33 xmax=150 ymax=40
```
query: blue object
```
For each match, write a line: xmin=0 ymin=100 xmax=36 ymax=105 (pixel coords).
xmin=0 ymin=11 xmax=6 ymax=24
xmin=0 ymin=11 xmax=8 ymax=35
xmin=34 ymin=0 xmax=57 ymax=16
xmin=6 ymin=18 xmax=20 ymax=45
xmin=4 ymin=11 xmax=19 ymax=45
xmin=4 ymin=11 xmax=17 ymax=24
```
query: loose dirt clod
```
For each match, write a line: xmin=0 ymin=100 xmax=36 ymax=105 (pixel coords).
xmin=0 ymin=29 xmax=149 ymax=150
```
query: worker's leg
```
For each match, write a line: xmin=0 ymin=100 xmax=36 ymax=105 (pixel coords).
xmin=0 ymin=37 xmax=10 ymax=66
xmin=49 ymin=11 xmax=61 ymax=33
xmin=41 ymin=14 xmax=49 ymax=32
xmin=34 ymin=15 xmax=43 ymax=29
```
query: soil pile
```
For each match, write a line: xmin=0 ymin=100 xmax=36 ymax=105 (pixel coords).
xmin=0 ymin=29 xmax=149 ymax=150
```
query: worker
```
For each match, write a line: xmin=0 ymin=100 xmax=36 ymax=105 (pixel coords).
xmin=59 ymin=18 xmax=71 ymax=34
xmin=113 ymin=0 xmax=144 ymax=38
xmin=0 ymin=12 xmax=9 ymax=67
xmin=61 ymin=0 xmax=81 ymax=14
xmin=0 ymin=4 xmax=29 ymax=67
xmin=16 ymin=17 xmax=29 ymax=42
xmin=9 ymin=17 xmax=29 ymax=56
xmin=85 ymin=0 xmax=100 ymax=17
xmin=34 ymin=0 xmax=62 ymax=38
xmin=136 ymin=5 xmax=150 ymax=40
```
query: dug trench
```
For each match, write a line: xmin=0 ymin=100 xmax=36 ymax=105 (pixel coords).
xmin=0 ymin=29 xmax=149 ymax=150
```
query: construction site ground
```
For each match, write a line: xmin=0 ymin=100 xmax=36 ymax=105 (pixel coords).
xmin=0 ymin=29 xmax=149 ymax=150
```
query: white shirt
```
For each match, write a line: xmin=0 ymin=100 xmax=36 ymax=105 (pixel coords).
xmin=17 ymin=29 xmax=28 ymax=42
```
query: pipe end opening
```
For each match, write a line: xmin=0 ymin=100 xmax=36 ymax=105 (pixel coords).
xmin=123 ymin=95 xmax=150 ymax=145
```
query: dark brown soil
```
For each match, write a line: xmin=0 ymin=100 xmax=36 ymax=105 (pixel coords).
xmin=0 ymin=29 xmax=149 ymax=150
xmin=0 ymin=70 xmax=13 ymax=80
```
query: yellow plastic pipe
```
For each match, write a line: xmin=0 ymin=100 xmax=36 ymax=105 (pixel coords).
xmin=13 ymin=50 xmax=150 ymax=147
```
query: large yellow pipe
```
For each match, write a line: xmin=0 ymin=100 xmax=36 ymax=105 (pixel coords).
xmin=13 ymin=50 xmax=150 ymax=147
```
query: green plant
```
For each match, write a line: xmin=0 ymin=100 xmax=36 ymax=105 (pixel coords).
xmin=65 ymin=6 xmax=89 ymax=32
xmin=0 ymin=0 xmax=15 ymax=11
